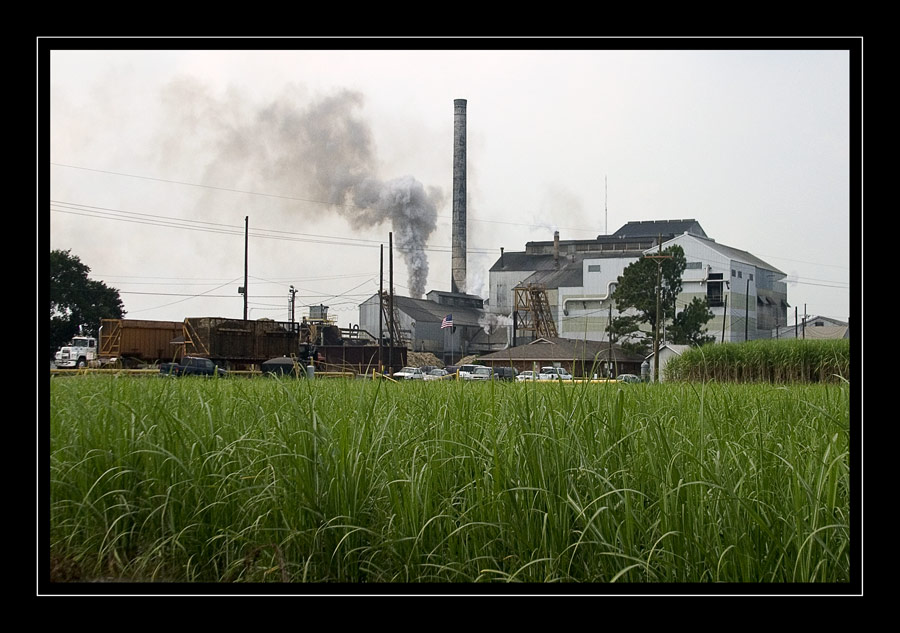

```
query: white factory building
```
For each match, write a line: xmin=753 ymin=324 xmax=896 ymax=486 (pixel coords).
xmin=487 ymin=219 xmax=789 ymax=345
xmin=357 ymin=219 xmax=793 ymax=362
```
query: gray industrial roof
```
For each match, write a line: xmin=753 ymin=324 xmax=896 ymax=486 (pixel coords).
xmin=391 ymin=295 xmax=486 ymax=329
xmin=611 ymin=219 xmax=708 ymax=240
xmin=479 ymin=337 xmax=644 ymax=363
xmin=490 ymin=252 xmax=557 ymax=272
xmin=519 ymin=259 xmax=586 ymax=289
xmin=690 ymin=235 xmax=785 ymax=275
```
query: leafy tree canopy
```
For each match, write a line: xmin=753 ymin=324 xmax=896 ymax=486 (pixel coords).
xmin=50 ymin=249 xmax=125 ymax=356
xmin=610 ymin=244 xmax=713 ymax=354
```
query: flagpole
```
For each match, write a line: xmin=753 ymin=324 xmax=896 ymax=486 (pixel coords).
xmin=442 ymin=314 xmax=454 ymax=365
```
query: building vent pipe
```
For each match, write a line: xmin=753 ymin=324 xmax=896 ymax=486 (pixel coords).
xmin=451 ymin=99 xmax=467 ymax=294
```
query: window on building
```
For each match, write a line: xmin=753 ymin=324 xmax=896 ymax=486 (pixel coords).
xmin=588 ymin=264 xmax=601 ymax=273
xmin=732 ymin=269 xmax=736 ymax=277
xmin=686 ymin=262 xmax=702 ymax=269
xmin=749 ymin=273 xmax=754 ymax=281
xmin=737 ymin=271 xmax=742 ymax=278
xmin=707 ymin=273 xmax=724 ymax=307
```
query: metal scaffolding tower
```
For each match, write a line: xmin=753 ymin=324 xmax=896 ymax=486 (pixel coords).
xmin=381 ymin=291 xmax=406 ymax=345
xmin=513 ymin=283 xmax=558 ymax=339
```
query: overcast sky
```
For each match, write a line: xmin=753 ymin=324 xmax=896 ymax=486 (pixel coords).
xmin=46 ymin=41 xmax=857 ymax=329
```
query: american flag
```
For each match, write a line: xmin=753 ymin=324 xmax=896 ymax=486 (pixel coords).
xmin=441 ymin=314 xmax=453 ymax=329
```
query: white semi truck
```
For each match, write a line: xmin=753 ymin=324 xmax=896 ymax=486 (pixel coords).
xmin=54 ymin=335 xmax=98 ymax=368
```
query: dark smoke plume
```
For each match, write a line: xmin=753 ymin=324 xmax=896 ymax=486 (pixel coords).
xmin=159 ymin=80 xmax=443 ymax=298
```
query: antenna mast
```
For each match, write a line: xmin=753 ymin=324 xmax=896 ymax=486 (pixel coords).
xmin=604 ymin=175 xmax=608 ymax=235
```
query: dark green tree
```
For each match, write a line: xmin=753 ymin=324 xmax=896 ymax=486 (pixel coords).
xmin=50 ymin=249 xmax=125 ymax=357
xmin=669 ymin=296 xmax=716 ymax=346
xmin=610 ymin=244 xmax=712 ymax=355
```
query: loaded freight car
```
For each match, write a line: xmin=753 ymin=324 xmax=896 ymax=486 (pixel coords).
xmin=97 ymin=319 xmax=184 ymax=368
xmin=315 ymin=341 xmax=407 ymax=376
xmin=181 ymin=317 xmax=300 ymax=369
xmin=181 ymin=316 xmax=407 ymax=374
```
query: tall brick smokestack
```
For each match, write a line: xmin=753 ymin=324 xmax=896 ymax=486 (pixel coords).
xmin=451 ymin=98 xmax=467 ymax=295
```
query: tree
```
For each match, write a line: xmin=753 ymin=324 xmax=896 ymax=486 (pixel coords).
xmin=669 ymin=296 xmax=716 ymax=346
xmin=50 ymin=250 xmax=125 ymax=357
xmin=610 ymin=244 xmax=712 ymax=354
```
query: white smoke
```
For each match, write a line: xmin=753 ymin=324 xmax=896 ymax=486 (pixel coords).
xmin=478 ymin=312 xmax=513 ymax=335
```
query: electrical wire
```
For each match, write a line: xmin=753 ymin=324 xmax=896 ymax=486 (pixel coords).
xmin=50 ymin=162 xmax=601 ymax=235
xmin=50 ymin=200 xmax=500 ymax=255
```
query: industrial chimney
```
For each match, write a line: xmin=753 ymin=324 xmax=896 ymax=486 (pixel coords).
xmin=451 ymin=99 xmax=467 ymax=295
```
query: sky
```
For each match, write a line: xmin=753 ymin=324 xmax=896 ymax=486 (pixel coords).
xmin=45 ymin=41 xmax=858 ymax=330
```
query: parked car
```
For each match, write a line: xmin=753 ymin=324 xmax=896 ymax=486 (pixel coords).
xmin=458 ymin=364 xmax=485 ymax=380
xmin=393 ymin=366 xmax=425 ymax=380
xmin=444 ymin=365 xmax=460 ymax=378
xmin=539 ymin=366 xmax=573 ymax=380
xmin=616 ymin=373 xmax=642 ymax=383
xmin=492 ymin=367 xmax=518 ymax=381
xmin=424 ymin=368 xmax=449 ymax=381
xmin=159 ymin=356 xmax=227 ymax=377
xmin=469 ymin=366 xmax=494 ymax=381
xmin=516 ymin=370 xmax=537 ymax=382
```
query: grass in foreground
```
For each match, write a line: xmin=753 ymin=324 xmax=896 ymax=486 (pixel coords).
xmin=49 ymin=375 xmax=851 ymax=583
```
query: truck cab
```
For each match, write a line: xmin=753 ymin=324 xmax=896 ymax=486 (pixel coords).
xmin=54 ymin=336 xmax=97 ymax=368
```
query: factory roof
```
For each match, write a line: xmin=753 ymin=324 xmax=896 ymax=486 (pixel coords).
xmin=490 ymin=250 xmax=636 ymax=274
xmin=390 ymin=295 xmax=489 ymax=330
xmin=519 ymin=258 xmax=586 ymax=289
xmin=386 ymin=294 xmax=508 ymax=347
xmin=611 ymin=219 xmax=708 ymax=240
xmin=490 ymin=252 xmax=557 ymax=272
xmin=681 ymin=235 xmax=785 ymax=275
xmin=478 ymin=337 xmax=645 ymax=363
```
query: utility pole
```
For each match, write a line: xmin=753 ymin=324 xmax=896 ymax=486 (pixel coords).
xmin=244 ymin=216 xmax=249 ymax=320
xmin=608 ymin=302 xmax=613 ymax=378
xmin=289 ymin=285 xmax=297 ymax=326
xmin=721 ymin=295 xmax=728 ymax=344
xmin=389 ymin=232 xmax=394 ymax=374
xmin=239 ymin=216 xmax=249 ymax=320
xmin=645 ymin=235 xmax=672 ymax=383
xmin=745 ymin=277 xmax=750 ymax=342
xmin=379 ymin=244 xmax=384 ymax=372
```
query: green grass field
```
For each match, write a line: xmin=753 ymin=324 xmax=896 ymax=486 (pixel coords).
xmin=49 ymin=375 xmax=851 ymax=584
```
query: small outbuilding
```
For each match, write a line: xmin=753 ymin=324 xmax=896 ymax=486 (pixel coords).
xmin=645 ymin=343 xmax=692 ymax=382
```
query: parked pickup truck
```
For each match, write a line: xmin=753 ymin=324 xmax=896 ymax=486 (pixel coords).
xmin=159 ymin=356 xmax=227 ymax=377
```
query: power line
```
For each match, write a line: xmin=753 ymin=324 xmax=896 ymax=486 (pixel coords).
xmin=51 ymin=163 xmax=852 ymax=273
xmin=50 ymin=162 xmax=600 ymax=235
xmin=54 ymin=200 xmax=854 ymax=289
xmin=50 ymin=200 xmax=501 ymax=255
